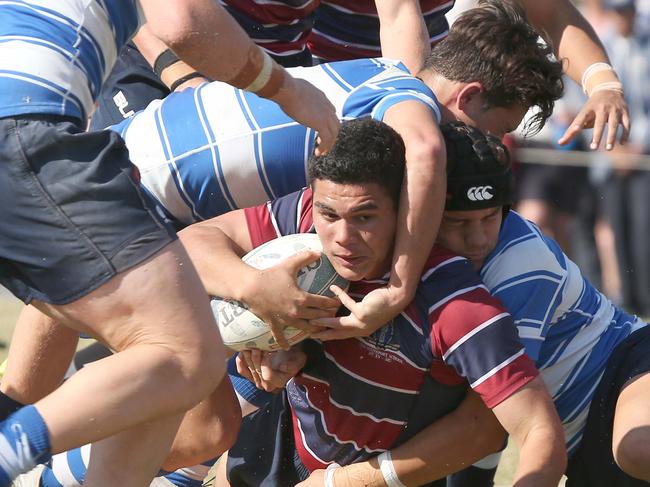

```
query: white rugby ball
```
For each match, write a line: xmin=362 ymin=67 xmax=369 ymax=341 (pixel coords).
xmin=211 ymin=233 xmax=348 ymax=352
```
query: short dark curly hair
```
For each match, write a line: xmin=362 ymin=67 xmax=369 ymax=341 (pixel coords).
xmin=422 ymin=0 xmax=564 ymax=135
xmin=308 ymin=118 xmax=406 ymax=207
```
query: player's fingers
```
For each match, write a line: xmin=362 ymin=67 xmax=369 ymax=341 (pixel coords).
xmin=309 ymin=316 xmax=352 ymax=329
xmin=557 ymin=122 xmax=582 ymax=146
xmin=264 ymin=369 xmax=293 ymax=391
xmin=314 ymin=116 xmax=339 ymax=156
xmin=605 ymin=109 xmax=621 ymax=151
xmin=235 ymin=353 xmax=255 ymax=382
xmin=291 ymin=306 xmax=339 ymax=321
xmin=250 ymin=348 xmax=264 ymax=372
xmin=283 ymin=250 xmax=322 ymax=273
xmin=558 ymin=111 xmax=588 ymax=146
xmin=301 ymin=293 xmax=341 ymax=310
xmin=241 ymin=350 xmax=263 ymax=388
xmin=310 ymin=328 xmax=353 ymax=341
xmin=328 ymin=285 xmax=357 ymax=312
xmin=590 ymin=110 xmax=607 ymax=150
xmin=274 ymin=349 xmax=307 ymax=375
xmin=620 ymin=110 xmax=631 ymax=145
xmin=268 ymin=321 xmax=291 ymax=351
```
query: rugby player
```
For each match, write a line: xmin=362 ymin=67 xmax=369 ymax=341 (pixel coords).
xmin=0 ymin=0 xmax=339 ymax=485
xmin=301 ymin=122 xmax=650 ymax=487
xmin=194 ymin=118 xmax=566 ymax=487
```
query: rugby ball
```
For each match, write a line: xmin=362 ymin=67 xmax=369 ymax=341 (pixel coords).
xmin=211 ymin=233 xmax=348 ymax=352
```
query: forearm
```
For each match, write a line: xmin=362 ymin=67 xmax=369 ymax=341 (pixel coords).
xmin=522 ymin=0 xmax=612 ymax=85
xmin=335 ymin=392 xmax=505 ymax=486
xmin=376 ymin=0 xmax=430 ymax=74
xmin=133 ymin=24 xmax=207 ymax=91
xmin=494 ymin=378 xmax=567 ymax=487
xmin=178 ymin=224 xmax=257 ymax=300
xmin=141 ymin=0 xmax=289 ymax=95
xmin=388 ymin=130 xmax=446 ymax=308
xmin=511 ymin=424 xmax=567 ymax=487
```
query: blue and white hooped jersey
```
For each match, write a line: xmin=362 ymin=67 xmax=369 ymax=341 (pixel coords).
xmin=112 ymin=58 xmax=441 ymax=227
xmin=482 ymin=211 xmax=646 ymax=454
xmin=0 ymin=0 xmax=143 ymax=121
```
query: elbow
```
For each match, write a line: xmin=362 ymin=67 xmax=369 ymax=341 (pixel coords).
xmin=145 ymin=3 xmax=209 ymax=53
xmin=614 ymin=429 xmax=650 ymax=482
xmin=474 ymin=422 xmax=508 ymax=458
xmin=405 ymin=135 xmax=447 ymax=179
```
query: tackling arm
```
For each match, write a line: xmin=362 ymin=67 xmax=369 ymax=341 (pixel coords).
xmin=139 ymin=0 xmax=339 ymax=152
xmin=375 ymin=0 xmax=431 ymax=74
xmin=297 ymin=391 xmax=506 ymax=486
xmin=492 ymin=377 xmax=567 ymax=487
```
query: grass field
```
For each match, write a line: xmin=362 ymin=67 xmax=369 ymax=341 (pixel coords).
xmin=0 ymin=294 xmax=567 ymax=487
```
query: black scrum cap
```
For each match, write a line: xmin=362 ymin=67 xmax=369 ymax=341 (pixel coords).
xmin=442 ymin=122 xmax=513 ymax=211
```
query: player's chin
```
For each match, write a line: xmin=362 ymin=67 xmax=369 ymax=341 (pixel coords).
xmin=331 ymin=259 xmax=369 ymax=282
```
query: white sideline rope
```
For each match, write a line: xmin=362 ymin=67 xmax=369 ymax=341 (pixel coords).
xmin=515 ymin=148 xmax=650 ymax=171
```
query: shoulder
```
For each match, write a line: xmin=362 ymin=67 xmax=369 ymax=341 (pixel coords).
xmin=481 ymin=211 xmax=568 ymax=289
xmin=245 ymin=188 xmax=314 ymax=247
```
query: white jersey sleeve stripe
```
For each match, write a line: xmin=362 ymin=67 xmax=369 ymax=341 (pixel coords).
xmin=234 ymin=90 xmax=276 ymax=199
xmin=443 ymin=312 xmax=511 ymax=361
xmin=154 ymin=108 xmax=203 ymax=221
xmin=195 ymin=86 xmax=238 ymax=212
xmin=470 ymin=348 xmax=525 ymax=388
xmin=321 ymin=62 xmax=354 ymax=92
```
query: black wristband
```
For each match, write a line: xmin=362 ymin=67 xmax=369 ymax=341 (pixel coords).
xmin=153 ymin=48 xmax=180 ymax=78
xmin=169 ymin=71 xmax=204 ymax=92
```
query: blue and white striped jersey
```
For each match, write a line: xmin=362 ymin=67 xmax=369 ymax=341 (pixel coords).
xmin=0 ymin=0 xmax=143 ymax=121
xmin=482 ymin=211 xmax=646 ymax=454
xmin=112 ymin=58 xmax=441 ymax=227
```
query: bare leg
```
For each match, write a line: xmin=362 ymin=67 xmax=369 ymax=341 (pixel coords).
xmin=163 ymin=378 xmax=241 ymax=472
xmin=212 ymin=452 xmax=231 ymax=487
xmin=24 ymin=241 xmax=227 ymax=483
xmin=612 ymin=372 xmax=650 ymax=481
xmin=1 ymin=305 xmax=78 ymax=404
xmin=84 ymin=414 xmax=183 ymax=487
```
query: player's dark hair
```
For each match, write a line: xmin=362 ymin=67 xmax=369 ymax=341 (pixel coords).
xmin=422 ymin=0 xmax=564 ymax=135
xmin=443 ymin=121 xmax=513 ymax=212
xmin=308 ymin=118 xmax=406 ymax=206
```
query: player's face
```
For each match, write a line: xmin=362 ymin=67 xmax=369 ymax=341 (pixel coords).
xmin=312 ymin=179 xmax=397 ymax=281
xmin=436 ymin=207 xmax=503 ymax=270
xmin=458 ymin=103 xmax=527 ymax=139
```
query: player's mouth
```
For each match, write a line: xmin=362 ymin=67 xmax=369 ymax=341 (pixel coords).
xmin=334 ymin=253 xmax=366 ymax=268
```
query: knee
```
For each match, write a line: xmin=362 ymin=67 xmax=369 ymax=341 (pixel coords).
xmin=162 ymin=392 xmax=241 ymax=471
xmin=614 ymin=428 xmax=650 ymax=481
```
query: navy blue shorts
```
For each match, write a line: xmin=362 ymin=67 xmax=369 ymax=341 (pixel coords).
xmin=89 ymin=42 xmax=169 ymax=130
xmin=566 ymin=325 xmax=650 ymax=487
xmin=226 ymin=390 xmax=310 ymax=487
xmin=0 ymin=115 xmax=176 ymax=304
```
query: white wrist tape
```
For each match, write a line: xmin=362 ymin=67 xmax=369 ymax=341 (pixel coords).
xmin=378 ymin=451 xmax=407 ymax=487
xmin=589 ymin=80 xmax=624 ymax=96
xmin=244 ymin=50 xmax=273 ymax=93
xmin=324 ymin=462 xmax=341 ymax=487
xmin=581 ymin=62 xmax=616 ymax=94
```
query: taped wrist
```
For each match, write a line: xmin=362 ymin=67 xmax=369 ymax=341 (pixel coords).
xmin=227 ymin=46 xmax=285 ymax=99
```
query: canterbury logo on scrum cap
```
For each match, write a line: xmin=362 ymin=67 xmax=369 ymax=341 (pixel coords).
xmin=466 ymin=186 xmax=494 ymax=201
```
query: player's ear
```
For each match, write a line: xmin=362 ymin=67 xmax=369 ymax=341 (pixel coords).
xmin=457 ymin=82 xmax=483 ymax=112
